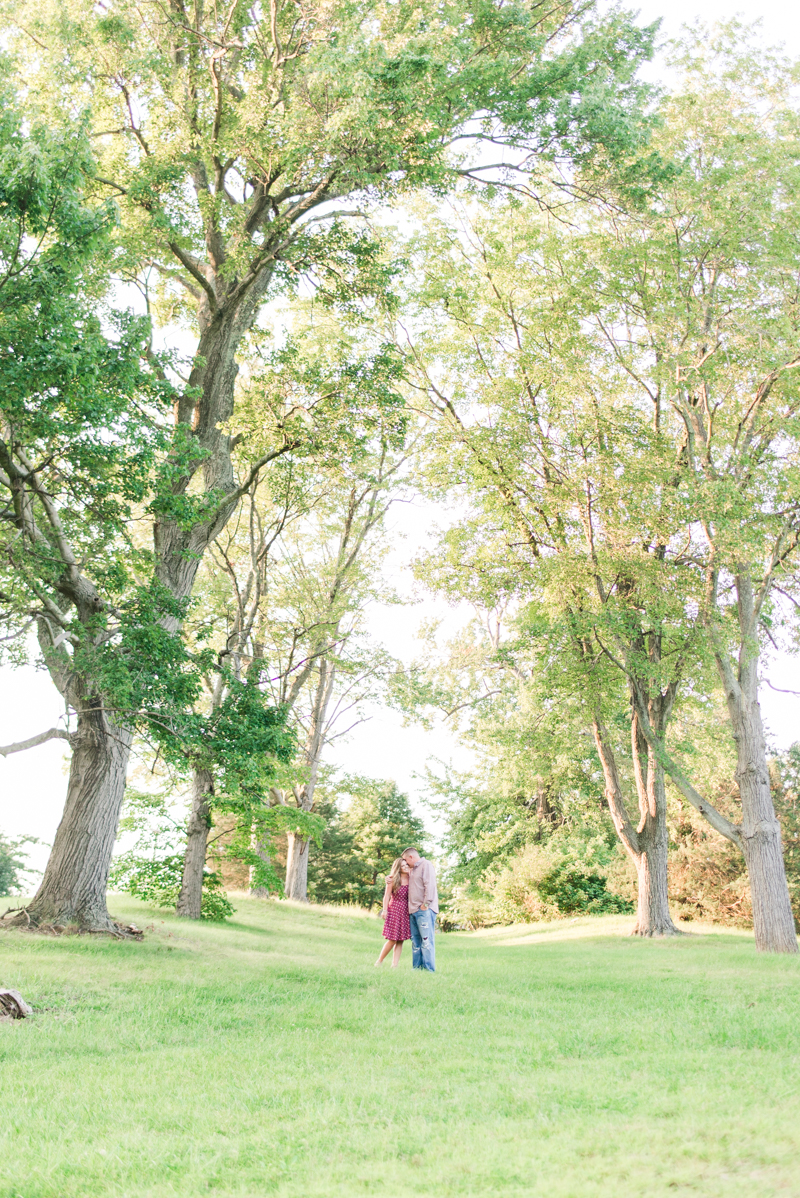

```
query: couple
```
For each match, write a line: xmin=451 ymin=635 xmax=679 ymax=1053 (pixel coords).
xmin=375 ymin=847 xmax=438 ymax=972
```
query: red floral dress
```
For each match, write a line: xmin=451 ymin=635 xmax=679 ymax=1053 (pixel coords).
xmin=383 ymin=883 xmax=411 ymax=942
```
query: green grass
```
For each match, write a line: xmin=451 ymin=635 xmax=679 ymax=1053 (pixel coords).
xmin=1 ymin=899 xmax=800 ymax=1198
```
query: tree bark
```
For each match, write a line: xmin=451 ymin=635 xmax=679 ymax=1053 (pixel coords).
xmin=176 ymin=769 xmax=214 ymax=919
xmin=21 ymin=708 xmax=133 ymax=930
xmin=284 ymin=831 xmax=310 ymax=901
xmin=632 ymin=755 xmax=678 ymax=937
xmin=709 ymin=570 xmax=798 ymax=953
xmin=730 ymin=683 xmax=797 ymax=953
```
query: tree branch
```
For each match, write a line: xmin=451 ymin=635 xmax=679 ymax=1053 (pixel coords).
xmin=0 ymin=727 xmax=72 ymax=757
xmin=629 ymin=687 xmax=743 ymax=848
xmin=591 ymin=716 xmax=640 ymax=858
xmin=168 ymin=241 xmax=218 ymax=311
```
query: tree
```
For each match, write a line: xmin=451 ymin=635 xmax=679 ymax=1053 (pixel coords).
xmin=401 ymin=29 xmax=800 ymax=950
xmin=0 ymin=84 xmax=188 ymax=931
xmin=268 ymin=451 xmax=403 ymax=902
xmin=394 ymin=600 xmax=664 ymax=930
xmin=307 ymin=775 xmax=426 ymax=908
xmin=396 ymin=191 xmax=696 ymax=936
xmin=573 ymin=31 xmax=800 ymax=953
xmin=1 ymin=0 xmax=656 ymax=926
xmin=173 ymin=309 xmax=407 ymax=911
xmin=0 ymin=833 xmax=38 ymax=898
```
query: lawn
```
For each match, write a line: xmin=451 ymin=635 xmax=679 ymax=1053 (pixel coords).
xmin=1 ymin=899 xmax=799 ymax=1198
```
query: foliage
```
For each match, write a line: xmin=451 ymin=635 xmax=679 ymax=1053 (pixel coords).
xmin=0 ymin=832 xmax=38 ymax=896
xmin=395 ymin=614 xmax=639 ymax=927
xmin=308 ymin=776 xmax=427 ymax=908
xmin=188 ymin=329 xmax=408 ymax=900
xmin=1 ymin=0 xmax=659 ymax=922
xmin=109 ymin=851 xmax=234 ymax=921
xmin=15 ymin=0 xmax=658 ymax=294
xmin=0 ymin=69 xmax=273 ymax=854
xmin=200 ymin=679 xmax=297 ymax=802
xmin=446 ymin=832 xmax=633 ymax=928
xmin=0 ymin=74 xmax=177 ymax=667
xmin=387 ymin=31 xmax=800 ymax=938
xmin=6 ymin=0 xmax=659 ymax=641
xmin=219 ymin=803 xmax=325 ymax=895
xmin=110 ymin=789 xmax=235 ymax=920
xmin=304 ymin=794 xmax=364 ymax=905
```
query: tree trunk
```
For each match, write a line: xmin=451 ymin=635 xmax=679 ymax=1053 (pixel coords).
xmin=632 ymin=757 xmax=679 ymax=937
xmin=593 ymin=715 xmax=678 ymax=938
xmin=731 ymin=689 xmax=797 ymax=953
xmin=712 ymin=571 xmax=797 ymax=953
xmin=249 ymin=825 xmax=272 ymax=897
xmin=176 ymin=769 xmax=214 ymax=919
xmin=284 ymin=831 xmax=310 ymax=901
xmin=153 ymin=280 xmax=275 ymax=621
xmin=22 ymin=708 xmax=133 ymax=930
xmin=281 ymin=658 xmax=335 ymax=902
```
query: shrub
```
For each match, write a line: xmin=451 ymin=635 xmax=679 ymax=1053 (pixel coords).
xmin=0 ymin=833 xmax=38 ymax=897
xmin=664 ymin=749 xmax=800 ymax=929
xmin=537 ymin=861 xmax=634 ymax=915
xmin=109 ymin=852 xmax=235 ymax=920
xmin=443 ymin=837 xmax=633 ymax=928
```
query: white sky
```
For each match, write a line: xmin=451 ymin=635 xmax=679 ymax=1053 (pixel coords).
xmin=3 ymin=0 xmax=800 ymax=875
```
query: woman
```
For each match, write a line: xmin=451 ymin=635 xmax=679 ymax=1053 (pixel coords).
xmin=374 ymin=857 xmax=411 ymax=967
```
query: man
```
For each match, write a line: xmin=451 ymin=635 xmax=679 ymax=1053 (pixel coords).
xmin=402 ymin=847 xmax=438 ymax=972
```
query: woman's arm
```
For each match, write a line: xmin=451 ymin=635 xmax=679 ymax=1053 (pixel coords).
xmin=381 ymin=881 xmax=392 ymax=918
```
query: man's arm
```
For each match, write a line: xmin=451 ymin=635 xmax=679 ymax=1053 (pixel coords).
xmin=422 ymin=860 xmax=436 ymax=907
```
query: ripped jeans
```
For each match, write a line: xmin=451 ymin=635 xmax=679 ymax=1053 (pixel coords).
xmin=409 ymin=908 xmax=437 ymax=971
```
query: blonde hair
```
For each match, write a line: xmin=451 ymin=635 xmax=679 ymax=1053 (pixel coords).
xmin=386 ymin=857 xmax=407 ymax=894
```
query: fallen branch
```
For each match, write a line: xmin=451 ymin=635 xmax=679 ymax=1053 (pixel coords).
xmin=0 ymin=905 xmax=30 ymax=926
xmin=0 ymin=989 xmax=32 ymax=1019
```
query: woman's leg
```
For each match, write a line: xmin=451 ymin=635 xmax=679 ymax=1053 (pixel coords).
xmin=375 ymin=939 xmax=396 ymax=965
xmin=391 ymin=941 xmax=403 ymax=967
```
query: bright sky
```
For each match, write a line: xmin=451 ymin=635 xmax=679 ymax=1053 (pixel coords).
xmin=3 ymin=1 xmax=800 ymax=876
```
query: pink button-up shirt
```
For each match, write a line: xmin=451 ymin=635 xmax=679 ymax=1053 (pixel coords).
xmin=407 ymin=857 xmax=438 ymax=914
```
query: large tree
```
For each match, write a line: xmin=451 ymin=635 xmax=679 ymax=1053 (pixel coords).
xmin=401 ymin=30 xmax=800 ymax=951
xmin=0 ymin=85 xmax=184 ymax=931
xmin=398 ymin=190 xmax=697 ymax=936
xmin=588 ymin=32 xmax=800 ymax=953
xmin=177 ymin=313 xmax=406 ymax=913
xmin=3 ymin=0 xmax=656 ymax=929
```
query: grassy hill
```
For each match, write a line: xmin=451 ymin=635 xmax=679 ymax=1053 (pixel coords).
xmin=1 ymin=899 xmax=799 ymax=1197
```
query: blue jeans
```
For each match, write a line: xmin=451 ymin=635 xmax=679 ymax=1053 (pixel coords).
xmin=409 ymin=908 xmax=436 ymax=971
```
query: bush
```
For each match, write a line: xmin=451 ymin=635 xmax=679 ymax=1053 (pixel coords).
xmin=443 ymin=837 xmax=633 ymax=928
xmin=663 ymin=748 xmax=800 ymax=929
xmin=109 ymin=852 xmax=235 ymax=920
xmin=537 ymin=861 xmax=634 ymax=915
xmin=0 ymin=833 xmax=38 ymax=897
xmin=444 ymin=884 xmax=497 ymax=930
